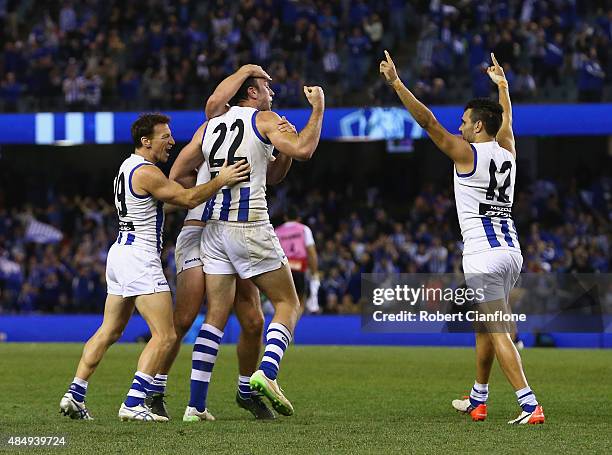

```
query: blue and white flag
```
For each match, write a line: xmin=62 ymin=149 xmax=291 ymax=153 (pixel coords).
xmin=24 ymin=219 xmax=63 ymax=244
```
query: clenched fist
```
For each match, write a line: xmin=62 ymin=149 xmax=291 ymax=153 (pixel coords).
xmin=303 ymin=86 xmax=325 ymax=109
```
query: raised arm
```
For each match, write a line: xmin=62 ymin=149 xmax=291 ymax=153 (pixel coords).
xmin=132 ymin=161 xmax=250 ymax=209
xmin=380 ymin=50 xmax=472 ymax=167
xmin=169 ymin=122 xmax=207 ymax=188
xmin=205 ymin=65 xmax=271 ymax=119
xmin=256 ymin=86 xmax=325 ymax=161
xmin=487 ymin=53 xmax=516 ymax=157
xmin=266 ymin=116 xmax=297 ymax=184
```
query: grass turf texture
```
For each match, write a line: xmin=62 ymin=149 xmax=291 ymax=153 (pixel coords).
xmin=1 ymin=344 xmax=611 ymax=454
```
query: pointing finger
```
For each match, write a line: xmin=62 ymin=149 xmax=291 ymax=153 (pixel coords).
xmin=491 ymin=53 xmax=500 ymax=68
xmin=384 ymin=50 xmax=393 ymax=64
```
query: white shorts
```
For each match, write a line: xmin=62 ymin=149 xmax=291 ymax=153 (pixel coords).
xmin=106 ymin=243 xmax=170 ymax=297
xmin=175 ymin=226 xmax=204 ymax=275
xmin=202 ymin=220 xmax=287 ymax=279
xmin=463 ymin=249 xmax=523 ymax=304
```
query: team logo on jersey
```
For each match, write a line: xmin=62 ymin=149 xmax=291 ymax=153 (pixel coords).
xmin=479 ymin=203 xmax=512 ymax=218
xmin=118 ymin=221 xmax=135 ymax=231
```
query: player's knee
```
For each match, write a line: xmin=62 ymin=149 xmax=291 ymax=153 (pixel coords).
xmin=240 ymin=313 xmax=264 ymax=339
xmin=155 ymin=330 xmax=177 ymax=351
xmin=99 ymin=327 xmax=123 ymax=345
xmin=174 ymin=316 xmax=194 ymax=340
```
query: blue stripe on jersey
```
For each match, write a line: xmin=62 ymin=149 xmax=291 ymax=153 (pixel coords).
xmin=129 ymin=163 xmax=152 ymax=199
xmin=125 ymin=233 xmax=135 ymax=245
xmin=156 ymin=201 xmax=163 ymax=252
xmin=251 ymin=110 xmax=271 ymax=144
xmin=511 ymin=219 xmax=519 ymax=241
xmin=117 ymin=233 xmax=122 ymax=244
xmin=201 ymin=198 xmax=215 ymax=221
xmin=500 ymin=220 xmax=515 ymax=247
xmin=481 ymin=217 xmax=501 ymax=248
xmin=456 ymin=144 xmax=478 ymax=178
xmin=238 ymin=187 xmax=250 ymax=221
xmin=219 ymin=189 xmax=231 ymax=221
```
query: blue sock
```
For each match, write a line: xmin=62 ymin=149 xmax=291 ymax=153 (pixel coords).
xmin=516 ymin=386 xmax=538 ymax=413
xmin=189 ymin=323 xmax=223 ymax=412
xmin=259 ymin=322 xmax=291 ymax=380
xmin=147 ymin=374 xmax=167 ymax=395
xmin=469 ymin=381 xmax=489 ymax=407
xmin=238 ymin=375 xmax=252 ymax=399
xmin=68 ymin=377 xmax=88 ymax=403
xmin=124 ymin=372 xmax=153 ymax=408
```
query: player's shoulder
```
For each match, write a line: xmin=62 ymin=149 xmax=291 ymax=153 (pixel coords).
xmin=256 ymin=110 xmax=282 ymax=123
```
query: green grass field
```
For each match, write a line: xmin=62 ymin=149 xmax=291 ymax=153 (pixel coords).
xmin=1 ymin=344 xmax=611 ymax=454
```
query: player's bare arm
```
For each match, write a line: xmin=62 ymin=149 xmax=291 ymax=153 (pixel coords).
xmin=267 ymin=116 xmax=297 ymax=184
xmin=169 ymin=123 xmax=207 ymax=187
xmin=380 ymin=50 xmax=473 ymax=169
xmin=133 ymin=160 xmax=250 ymax=209
xmin=487 ymin=53 xmax=516 ymax=157
xmin=256 ymin=86 xmax=325 ymax=161
xmin=205 ymin=65 xmax=272 ymax=119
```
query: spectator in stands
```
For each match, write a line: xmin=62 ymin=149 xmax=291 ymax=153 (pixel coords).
xmin=0 ymin=72 xmax=22 ymax=112
xmin=578 ymin=48 xmax=606 ymax=102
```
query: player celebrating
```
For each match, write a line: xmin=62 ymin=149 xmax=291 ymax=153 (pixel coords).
xmin=275 ymin=207 xmax=320 ymax=314
xmin=185 ymin=75 xmax=324 ymax=418
xmin=380 ymin=51 xmax=544 ymax=425
xmin=59 ymin=114 xmax=249 ymax=421
xmin=150 ymin=65 xmax=296 ymax=421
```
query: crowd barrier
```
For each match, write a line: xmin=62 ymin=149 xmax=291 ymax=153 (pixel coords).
xmin=1 ymin=315 xmax=610 ymax=348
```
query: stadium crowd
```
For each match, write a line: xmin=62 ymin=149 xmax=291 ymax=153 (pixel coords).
xmin=0 ymin=176 xmax=609 ymax=315
xmin=0 ymin=0 xmax=610 ymax=112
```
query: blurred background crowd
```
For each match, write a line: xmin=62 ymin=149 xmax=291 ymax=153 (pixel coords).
xmin=0 ymin=175 xmax=609 ymax=314
xmin=0 ymin=0 xmax=611 ymax=112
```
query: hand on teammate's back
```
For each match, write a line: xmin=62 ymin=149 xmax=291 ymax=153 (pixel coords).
xmin=380 ymin=50 xmax=398 ymax=85
xmin=487 ymin=53 xmax=507 ymax=85
xmin=217 ymin=160 xmax=251 ymax=186
xmin=240 ymin=64 xmax=272 ymax=81
xmin=303 ymin=86 xmax=325 ymax=110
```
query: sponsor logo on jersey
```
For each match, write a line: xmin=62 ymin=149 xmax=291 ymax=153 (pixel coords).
xmin=479 ymin=203 xmax=512 ymax=218
xmin=185 ymin=258 xmax=201 ymax=264
xmin=118 ymin=221 xmax=136 ymax=231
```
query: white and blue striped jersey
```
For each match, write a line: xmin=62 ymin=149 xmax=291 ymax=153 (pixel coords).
xmin=113 ymin=154 xmax=164 ymax=253
xmin=454 ymin=141 xmax=520 ymax=255
xmin=200 ymin=106 xmax=275 ymax=222
xmin=184 ymin=163 xmax=210 ymax=222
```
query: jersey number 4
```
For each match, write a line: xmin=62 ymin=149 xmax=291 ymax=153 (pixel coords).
xmin=486 ymin=160 xmax=512 ymax=203
xmin=114 ymin=173 xmax=128 ymax=216
xmin=208 ymin=119 xmax=249 ymax=180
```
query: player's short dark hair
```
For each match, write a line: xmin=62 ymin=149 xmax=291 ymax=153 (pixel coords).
xmin=131 ymin=113 xmax=170 ymax=148
xmin=464 ymin=98 xmax=503 ymax=136
xmin=229 ymin=77 xmax=258 ymax=106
